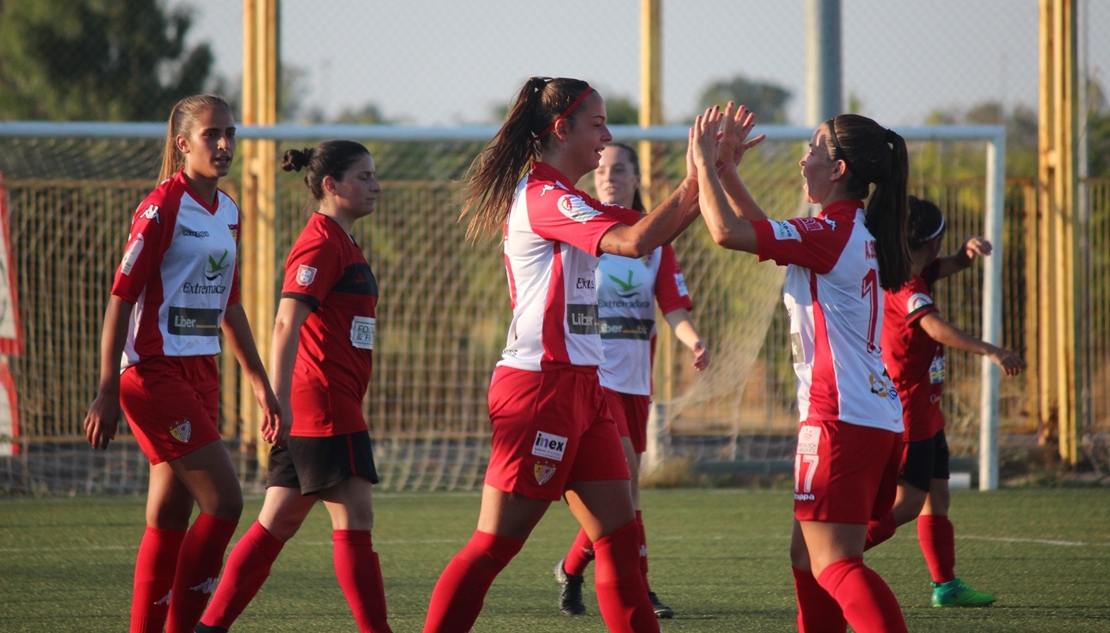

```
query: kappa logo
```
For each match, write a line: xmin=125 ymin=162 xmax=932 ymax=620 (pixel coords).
xmin=153 ymin=590 xmax=171 ymax=606
xmin=534 ymin=462 xmax=557 ymax=486
xmin=140 ymin=204 xmax=160 ymax=224
xmin=532 ymin=430 xmax=568 ymax=461
xmin=206 ymin=249 xmax=230 ymax=281
xmin=557 ymin=195 xmax=602 ymax=224
xmin=540 ymin=184 xmax=557 ymax=196
xmin=296 ymin=264 xmax=317 ymax=286
xmin=169 ymin=419 xmax=192 ymax=443
xmin=190 ymin=577 xmax=219 ymax=594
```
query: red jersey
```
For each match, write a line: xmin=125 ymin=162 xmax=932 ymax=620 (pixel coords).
xmin=112 ymin=172 xmax=241 ymax=368
xmin=881 ymin=262 xmax=945 ymax=441
xmin=281 ymin=213 xmax=378 ymax=437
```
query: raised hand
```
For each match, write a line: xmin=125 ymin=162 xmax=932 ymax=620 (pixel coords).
xmin=961 ymin=236 xmax=992 ymax=261
xmin=691 ymin=106 xmax=723 ymax=170
xmin=718 ymin=102 xmax=766 ymax=167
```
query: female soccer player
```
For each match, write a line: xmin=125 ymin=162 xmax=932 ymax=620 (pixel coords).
xmin=691 ymin=103 xmax=912 ymax=632
xmin=423 ymin=76 xmax=702 ymax=633
xmin=553 ymin=142 xmax=709 ymax=619
xmin=82 ymin=94 xmax=280 ymax=633
xmin=197 ymin=141 xmax=392 ymax=633
xmin=865 ymin=196 xmax=1021 ymax=608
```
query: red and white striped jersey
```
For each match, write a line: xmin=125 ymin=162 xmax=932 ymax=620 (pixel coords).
xmin=753 ymin=199 xmax=902 ymax=432
xmin=112 ymin=172 xmax=241 ymax=368
xmin=498 ymin=162 xmax=638 ymax=372
xmin=596 ymin=245 xmax=692 ymax=395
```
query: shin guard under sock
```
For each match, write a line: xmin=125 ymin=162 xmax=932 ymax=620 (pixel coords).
xmin=333 ymin=529 xmax=392 ymax=633
xmin=130 ymin=526 xmax=186 ymax=633
xmin=817 ymin=557 xmax=907 ymax=633
xmin=422 ymin=530 xmax=524 ymax=633
xmin=593 ymin=521 xmax=658 ymax=633
xmin=165 ymin=513 xmax=238 ymax=633
xmin=199 ymin=521 xmax=284 ymax=629
xmin=917 ymin=514 xmax=956 ymax=583
xmin=792 ymin=565 xmax=846 ymax=633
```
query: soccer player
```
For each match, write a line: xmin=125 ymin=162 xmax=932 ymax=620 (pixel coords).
xmin=866 ymin=196 xmax=1022 ymax=608
xmin=197 ymin=141 xmax=391 ymax=633
xmin=82 ymin=94 xmax=281 ymax=633
xmin=692 ymin=103 xmax=912 ymax=632
xmin=553 ymin=142 xmax=709 ymax=619
xmin=422 ymin=76 xmax=702 ymax=633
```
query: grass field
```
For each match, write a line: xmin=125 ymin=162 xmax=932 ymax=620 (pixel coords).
xmin=1 ymin=487 xmax=1108 ymax=632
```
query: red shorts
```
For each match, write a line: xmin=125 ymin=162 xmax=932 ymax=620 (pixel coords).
xmin=120 ymin=355 xmax=222 ymax=465
xmin=604 ymin=388 xmax=651 ymax=454
xmin=792 ymin=419 xmax=902 ymax=524
xmin=484 ymin=365 xmax=629 ymax=501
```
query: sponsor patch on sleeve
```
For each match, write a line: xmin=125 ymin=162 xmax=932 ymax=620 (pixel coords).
xmin=797 ymin=217 xmax=824 ymax=232
xmin=557 ymin=194 xmax=603 ymax=224
xmin=907 ymin=293 xmax=934 ymax=313
xmin=120 ymin=234 xmax=144 ymax=275
xmin=295 ymin=264 xmax=317 ymax=286
xmin=770 ymin=220 xmax=802 ymax=242
xmin=532 ymin=430 xmax=568 ymax=461
xmin=674 ymin=272 xmax=688 ymax=297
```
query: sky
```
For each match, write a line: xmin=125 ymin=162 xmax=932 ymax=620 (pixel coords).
xmin=170 ymin=0 xmax=1110 ymax=127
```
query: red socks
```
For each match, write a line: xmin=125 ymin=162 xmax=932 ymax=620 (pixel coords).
xmin=333 ymin=529 xmax=392 ymax=633
xmin=918 ymin=514 xmax=956 ymax=583
xmin=130 ymin=526 xmax=186 ymax=633
xmin=199 ymin=521 xmax=285 ymax=629
xmin=593 ymin=521 xmax=658 ymax=633
xmin=792 ymin=565 xmax=846 ymax=633
xmin=865 ymin=512 xmax=897 ymax=551
xmin=422 ymin=530 xmax=524 ymax=633
xmin=165 ymin=513 xmax=238 ymax=633
xmin=635 ymin=510 xmax=650 ymax=589
xmin=564 ymin=528 xmax=596 ymax=576
xmin=817 ymin=557 xmax=907 ymax=633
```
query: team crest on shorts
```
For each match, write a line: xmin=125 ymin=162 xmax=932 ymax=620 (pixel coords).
xmin=169 ymin=419 xmax=192 ymax=443
xmin=534 ymin=461 xmax=557 ymax=486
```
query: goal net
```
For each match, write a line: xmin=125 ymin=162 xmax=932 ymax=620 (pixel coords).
xmin=0 ymin=122 xmax=1011 ymax=494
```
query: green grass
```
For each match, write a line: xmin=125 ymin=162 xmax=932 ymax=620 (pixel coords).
xmin=1 ymin=488 xmax=1108 ymax=632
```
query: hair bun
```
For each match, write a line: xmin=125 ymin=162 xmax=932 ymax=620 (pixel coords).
xmin=280 ymin=147 xmax=314 ymax=172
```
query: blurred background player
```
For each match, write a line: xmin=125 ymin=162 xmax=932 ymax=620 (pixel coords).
xmin=82 ymin=94 xmax=280 ymax=633
xmin=553 ymin=142 xmax=709 ymax=619
xmin=197 ymin=140 xmax=391 ymax=633
xmin=865 ymin=195 xmax=1022 ymax=608
xmin=691 ymin=103 xmax=913 ymax=633
xmin=423 ymin=76 xmax=702 ymax=633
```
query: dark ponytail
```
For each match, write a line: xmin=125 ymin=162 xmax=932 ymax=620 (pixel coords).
xmin=281 ymin=140 xmax=370 ymax=202
xmin=826 ymin=114 xmax=911 ymax=290
xmin=460 ymin=77 xmax=592 ymax=240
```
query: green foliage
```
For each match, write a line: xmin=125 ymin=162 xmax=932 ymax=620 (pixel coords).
xmin=0 ymin=0 xmax=214 ymax=121
xmin=696 ymin=75 xmax=792 ymax=124
xmin=604 ymin=95 xmax=639 ymax=125
xmin=917 ymin=101 xmax=1038 ymax=180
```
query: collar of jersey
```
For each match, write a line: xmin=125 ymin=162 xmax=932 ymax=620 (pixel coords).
xmin=817 ymin=198 xmax=865 ymax=221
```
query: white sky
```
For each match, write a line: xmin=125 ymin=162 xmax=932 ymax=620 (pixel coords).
xmin=172 ymin=0 xmax=1110 ymax=126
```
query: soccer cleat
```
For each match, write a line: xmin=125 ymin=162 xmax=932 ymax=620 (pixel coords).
xmin=931 ymin=578 xmax=997 ymax=607
xmin=554 ymin=558 xmax=587 ymax=616
xmin=194 ymin=624 xmax=229 ymax=633
xmin=648 ymin=590 xmax=674 ymax=619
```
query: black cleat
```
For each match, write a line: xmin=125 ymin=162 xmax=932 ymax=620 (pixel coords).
xmin=554 ymin=558 xmax=587 ymax=616
xmin=195 ymin=624 xmax=229 ymax=633
xmin=648 ymin=590 xmax=674 ymax=619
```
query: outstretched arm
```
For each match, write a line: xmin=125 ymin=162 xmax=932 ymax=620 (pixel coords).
xmin=935 ymin=236 xmax=992 ymax=280
xmin=716 ymin=102 xmax=768 ymax=222
xmin=692 ymin=106 xmax=759 ymax=253
xmin=918 ymin=312 xmax=1023 ymax=376
xmin=663 ymin=308 xmax=709 ymax=371
xmin=599 ymin=177 xmax=700 ymax=258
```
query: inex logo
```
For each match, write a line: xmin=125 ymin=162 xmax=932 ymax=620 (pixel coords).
xmin=206 ymin=249 xmax=230 ymax=281
xmin=531 ymin=430 xmax=568 ymax=461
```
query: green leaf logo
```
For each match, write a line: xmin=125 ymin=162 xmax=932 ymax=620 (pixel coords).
xmin=607 ymin=270 xmax=641 ymax=293
xmin=206 ymin=249 xmax=230 ymax=280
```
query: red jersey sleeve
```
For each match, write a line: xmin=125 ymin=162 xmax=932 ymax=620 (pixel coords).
xmin=111 ymin=191 xmax=177 ymax=302
xmin=655 ymin=245 xmax=693 ymax=314
xmin=752 ymin=216 xmax=851 ymax=274
xmin=899 ymin=276 xmax=938 ymax=326
xmin=280 ymin=226 xmax=343 ymax=311
xmin=526 ymin=185 xmax=624 ymax=256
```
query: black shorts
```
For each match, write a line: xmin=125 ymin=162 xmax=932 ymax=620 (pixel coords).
xmin=266 ymin=431 xmax=380 ymax=495
xmin=900 ymin=429 xmax=950 ymax=492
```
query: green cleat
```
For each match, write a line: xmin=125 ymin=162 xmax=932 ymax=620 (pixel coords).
xmin=931 ymin=578 xmax=997 ymax=607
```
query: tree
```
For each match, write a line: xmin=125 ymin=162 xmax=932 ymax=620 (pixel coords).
xmin=604 ymin=96 xmax=639 ymax=125
xmin=0 ymin=0 xmax=214 ymax=121
xmin=696 ymin=75 xmax=792 ymax=124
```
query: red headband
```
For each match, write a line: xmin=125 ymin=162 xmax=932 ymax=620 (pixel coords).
xmin=535 ymin=86 xmax=594 ymax=140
